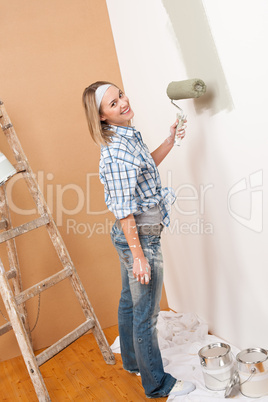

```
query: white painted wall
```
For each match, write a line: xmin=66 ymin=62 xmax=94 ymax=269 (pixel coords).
xmin=106 ymin=0 xmax=268 ymax=350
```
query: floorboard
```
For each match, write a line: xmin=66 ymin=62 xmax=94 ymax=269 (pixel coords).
xmin=0 ymin=325 xmax=167 ymax=401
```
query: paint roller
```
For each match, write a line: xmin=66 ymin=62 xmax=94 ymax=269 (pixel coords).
xmin=166 ymin=78 xmax=206 ymax=145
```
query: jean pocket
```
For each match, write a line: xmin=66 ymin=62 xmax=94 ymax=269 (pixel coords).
xmin=111 ymin=231 xmax=132 ymax=266
xmin=113 ymin=231 xmax=128 ymax=246
xmin=116 ymin=242 xmax=132 ymax=266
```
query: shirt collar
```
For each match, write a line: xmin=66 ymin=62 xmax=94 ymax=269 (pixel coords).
xmin=109 ymin=124 xmax=137 ymax=138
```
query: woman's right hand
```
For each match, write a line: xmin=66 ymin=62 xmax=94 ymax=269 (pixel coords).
xmin=133 ymin=255 xmax=151 ymax=285
xmin=170 ymin=118 xmax=187 ymax=140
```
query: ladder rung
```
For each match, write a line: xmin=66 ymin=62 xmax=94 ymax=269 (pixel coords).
xmin=15 ymin=266 xmax=73 ymax=305
xmin=0 ymin=312 xmax=25 ymax=336
xmin=0 ymin=321 xmax=12 ymax=336
xmin=0 ymin=219 xmax=7 ymax=230
xmin=36 ymin=319 xmax=95 ymax=366
xmin=0 ymin=214 xmax=50 ymax=244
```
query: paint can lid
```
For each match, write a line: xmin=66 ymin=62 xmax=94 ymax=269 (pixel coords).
xmin=198 ymin=343 xmax=232 ymax=368
xmin=237 ymin=348 xmax=268 ymax=364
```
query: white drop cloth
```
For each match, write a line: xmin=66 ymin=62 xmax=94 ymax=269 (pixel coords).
xmin=111 ymin=310 xmax=268 ymax=401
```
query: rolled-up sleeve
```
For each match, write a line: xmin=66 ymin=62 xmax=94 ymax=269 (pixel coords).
xmin=103 ymin=161 xmax=140 ymax=219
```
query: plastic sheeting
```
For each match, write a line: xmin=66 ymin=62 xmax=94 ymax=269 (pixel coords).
xmin=111 ymin=310 xmax=268 ymax=401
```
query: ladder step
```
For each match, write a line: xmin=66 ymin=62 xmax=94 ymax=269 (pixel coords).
xmin=36 ymin=319 xmax=95 ymax=366
xmin=0 ymin=321 xmax=12 ymax=336
xmin=15 ymin=266 xmax=73 ymax=305
xmin=0 ymin=312 xmax=25 ymax=336
xmin=0 ymin=214 xmax=50 ymax=243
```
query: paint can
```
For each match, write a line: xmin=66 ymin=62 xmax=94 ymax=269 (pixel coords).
xmin=198 ymin=343 xmax=234 ymax=391
xmin=236 ymin=348 xmax=268 ymax=398
xmin=0 ymin=152 xmax=16 ymax=186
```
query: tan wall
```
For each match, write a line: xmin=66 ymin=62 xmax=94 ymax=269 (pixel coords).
xmin=0 ymin=0 xmax=167 ymax=361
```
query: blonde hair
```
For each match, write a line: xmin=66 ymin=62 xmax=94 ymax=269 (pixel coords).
xmin=82 ymin=81 xmax=117 ymax=146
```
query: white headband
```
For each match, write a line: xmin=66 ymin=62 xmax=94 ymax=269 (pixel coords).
xmin=95 ymin=84 xmax=112 ymax=110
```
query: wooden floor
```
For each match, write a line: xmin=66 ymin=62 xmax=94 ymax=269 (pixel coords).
xmin=0 ymin=325 xmax=168 ymax=401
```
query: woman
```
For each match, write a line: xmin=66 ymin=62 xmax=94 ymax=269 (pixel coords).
xmin=82 ymin=81 xmax=195 ymax=398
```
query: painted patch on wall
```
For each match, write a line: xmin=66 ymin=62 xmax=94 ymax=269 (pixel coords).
xmin=162 ymin=0 xmax=234 ymax=114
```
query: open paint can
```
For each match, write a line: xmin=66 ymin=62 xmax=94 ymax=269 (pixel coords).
xmin=0 ymin=152 xmax=16 ymax=186
xmin=198 ymin=343 xmax=234 ymax=391
xmin=236 ymin=348 xmax=268 ymax=398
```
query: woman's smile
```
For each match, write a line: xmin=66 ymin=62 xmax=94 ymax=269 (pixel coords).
xmin=121 ymin=106 xmax=130 ymax=114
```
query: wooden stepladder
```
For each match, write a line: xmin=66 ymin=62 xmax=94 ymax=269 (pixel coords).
xmin=0 ymin=99 xmax=115 ymax=402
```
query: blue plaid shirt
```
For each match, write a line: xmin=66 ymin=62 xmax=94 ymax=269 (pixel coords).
xmin=99 ymin=125 xmax=175 ymax=226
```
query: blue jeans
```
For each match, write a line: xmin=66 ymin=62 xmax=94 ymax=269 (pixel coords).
xmin=110 ymin=222 xmax=176 ymax=398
